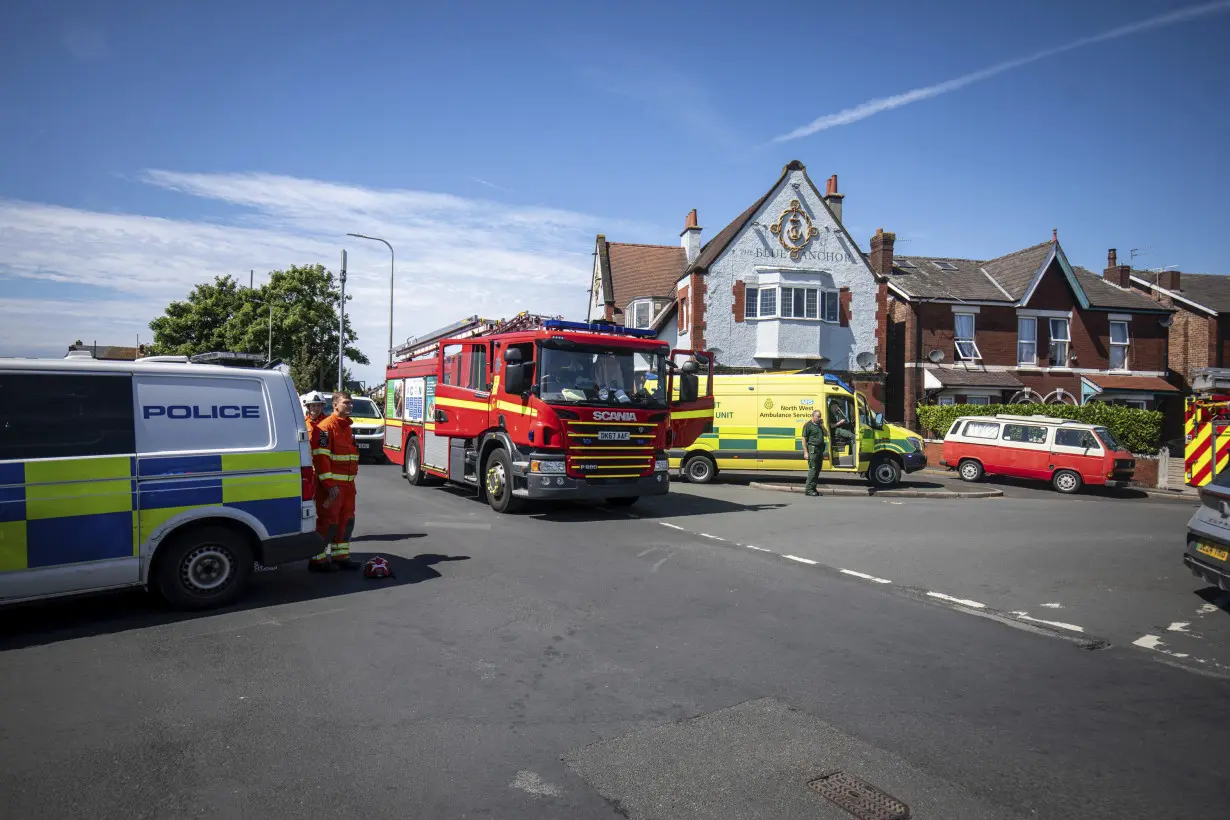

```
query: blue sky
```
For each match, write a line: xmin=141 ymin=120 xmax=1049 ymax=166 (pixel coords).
xmin=2 ymin=0 xmax=1228 ymax=386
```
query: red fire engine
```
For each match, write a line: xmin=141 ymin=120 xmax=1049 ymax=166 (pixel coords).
xmin=382 ymin=313 xmax=714 ymax=512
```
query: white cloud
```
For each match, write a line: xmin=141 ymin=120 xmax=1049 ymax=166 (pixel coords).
xmin=0 ymin=172 xmax=650 ymax=385
xmin=773 ymin=0 xmax=1230 ymax=141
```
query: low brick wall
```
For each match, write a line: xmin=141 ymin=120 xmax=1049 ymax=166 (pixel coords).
xmin=925 ymin=440 xmax=946 ymax=469
xmin=922 ymin=439 xmax=1161 ymax=488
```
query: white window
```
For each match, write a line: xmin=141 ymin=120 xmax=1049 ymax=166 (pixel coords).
xmin=821 ymin=290 xmax=839 ymax=323
xmin=745 ymin=287 xmax=758 ymax=319
xmin=1109 ymin=320 xmax=1129 ymax=370
xmin=628 ymin=300 xmax=652 ymax=329
xmin=760 ymin=287 xmax=777 ymax=317
xmin=1017 ymin=317 xmax=1037 ymax=366
xmin=963 ymin=420 xmax=1001 ymax=439
xmin=967 ymin=396 xmax=991 ymax=406
xmin=954 ymin=312 xmax=981 ymax=360
xmin=745 ymin=285 xmax=836 ymax=321
xmin=938 ymin=396 xmax=955 ymax=406
xmin=1049 ymin=318 xmax=1070 ymax=366
xmin=1124 ymin=399 xmax=1146 ymax=410
xmin=678 ymin=294 xmax=690 ymax=334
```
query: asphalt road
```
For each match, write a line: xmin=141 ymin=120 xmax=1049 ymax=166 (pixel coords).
xmin=0 ymin=464 xmax=1227 ymax=819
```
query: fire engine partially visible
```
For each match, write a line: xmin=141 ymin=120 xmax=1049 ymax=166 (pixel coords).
xmin=1184 ymin=368 xmax=1230 ymax=487
xmin=383 ymin=313 xmax=715 ymax=512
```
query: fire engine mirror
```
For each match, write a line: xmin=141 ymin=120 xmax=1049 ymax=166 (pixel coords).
xmin=503 ymin=347 xmax=522 ymax=364
xmin=505 ymin=363 xmax=529 ymax=394
xmin=678 ymin=373 xmax=699 ymax=403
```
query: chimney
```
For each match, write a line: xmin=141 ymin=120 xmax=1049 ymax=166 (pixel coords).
xmin=824 ymin=174 xmax=844 ymax=225
xmin=1159 ymin=268 xmax=1181 ymax=291
xmin=869 ymin=228 xmax=895 ymax=276
xmin=1102 ymin=248 xmax=1132 ymax=288
xmin=681 ymin=208 xmax=702 ymax=265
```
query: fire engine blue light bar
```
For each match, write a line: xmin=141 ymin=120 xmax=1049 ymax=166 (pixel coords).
xmin=541 ymin=319 xmax=658 ymax=338
xmin=824 ymin=373 xmax=854 ymax=394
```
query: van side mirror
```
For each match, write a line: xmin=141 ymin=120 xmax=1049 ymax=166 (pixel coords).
xmin=872 ymin=412 xmax=884 ymax=430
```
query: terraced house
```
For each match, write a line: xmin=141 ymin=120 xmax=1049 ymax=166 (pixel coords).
xmin=880 ymin=233 xmax=1177 ymax=430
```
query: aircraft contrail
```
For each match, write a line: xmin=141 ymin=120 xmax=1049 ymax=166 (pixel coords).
xmin=773 ymin=0 xmax=1230 ymax=142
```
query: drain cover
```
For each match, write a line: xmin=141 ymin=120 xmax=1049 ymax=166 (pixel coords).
xmin=808 ymin=771 xmax=910 ymax=819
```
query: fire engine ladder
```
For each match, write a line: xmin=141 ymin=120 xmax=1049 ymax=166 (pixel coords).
xmin=391 ymin=312 xmax=564 ymax=362
xmin=1191 ymin=368 xmax=1230 ymax=397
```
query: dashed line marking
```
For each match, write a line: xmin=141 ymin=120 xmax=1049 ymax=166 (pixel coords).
xmin=1011 ymin=612 xmax=1084 ymax=633
xmin=660 ymin=522 xmax=685 ymax=531
xmin=840 ymin=569 xmax=892 ymax=584
xmin=926 ymin=591 xmax=986 ymax=609
xmin=699 ymin=533 xmax=725 ymax=541
xmin=1132 ymin=634 xmax=1164 ymax=649
xmin=746 ymin=545 xmax=772 ymax=552
xmin=1167 ymin=621 xmax=1191 ymax=632
xmin=1040 ymin=602 xmax=1063 ymax=609
xmin=783 ymin=554 xmax=819 ymax=565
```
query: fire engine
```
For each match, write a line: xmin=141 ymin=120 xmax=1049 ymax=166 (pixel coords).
xmin=1184 ymin=367 xmax=1230 ymax=487
xmin=383 ymin=313 xmax=715 ymax=512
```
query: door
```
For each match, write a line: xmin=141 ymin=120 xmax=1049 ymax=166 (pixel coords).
xmin=433 ymin=340 xmax=493 ymax=440
xmin=0 ymin=371 xmax=138 ymax=602
xmin=668 ymin=350 xmax=715 ymax=449
xmin=825 ymin=394 xmax=858 ymax=471
xmin=1000 ymin=422 xmax=1052 ymax=479
xmin=1051 ymin=426 xmax=1104 ymax=483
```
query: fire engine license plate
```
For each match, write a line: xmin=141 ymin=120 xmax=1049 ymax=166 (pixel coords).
xmin=1197 ymin=542 xmax=1229 ymax=562
xmin=598 ymin=431 xmax=630 ymax=441
xmin=358 ymin=443 xmax=370 ymax=450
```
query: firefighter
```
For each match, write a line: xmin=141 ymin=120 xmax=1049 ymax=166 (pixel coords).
xmin=309 ymin=391 xmax=361 ymax=572
xmin=303 ymin=391 xmax=328 ymax=434
xmin=802 ymin=409 xmax=827 ymax=497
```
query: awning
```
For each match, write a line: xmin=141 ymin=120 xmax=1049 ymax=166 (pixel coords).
xmin=1081 ymin=374 xmax=1179 ymax=393
xmin=924 ymin=366 xmax=1024 ymax=390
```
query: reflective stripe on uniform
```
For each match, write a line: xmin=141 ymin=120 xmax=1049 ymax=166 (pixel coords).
xmin=317 ymin=473 xmax=356 ymax=482
xmin=330 ymin=454 xmax=360 ymax=462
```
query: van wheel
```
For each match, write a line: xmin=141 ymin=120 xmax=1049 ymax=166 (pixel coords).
xmin=155 ymin=526 xmax=252 ymax=611
xmin=1052 ymin=469 xmax=1083 ymax=494
xmin=484 ymin=449 xmax=523 ymax=514
xmin=867 ymin=457 xmax=902 ymax=489
xmin=405 ymin=438 xmax=427 ymax=486
xmin=958 ymin=459 xmax=984 ymax=482
xmin=683 ymin=453 xmax=717 ymax=484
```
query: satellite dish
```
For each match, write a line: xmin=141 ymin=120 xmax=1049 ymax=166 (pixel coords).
xmin=928 ymin=349 xmax=945 ymax=363
xmin=856 ymin=351 xmax=876 ymax=370
xmin=1159 ymin=315 xmax=1174 ymax=328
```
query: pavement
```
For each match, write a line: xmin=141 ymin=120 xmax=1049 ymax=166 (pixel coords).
xmin=0 ymin=464 xmax=1227 ymax=819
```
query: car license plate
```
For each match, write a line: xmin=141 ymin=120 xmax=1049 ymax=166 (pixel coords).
xmin=598 ymin=431 xmax=630 ymax=441
xmin=357 ymin=442 xmax=370 ymax=450
xmin=1197 ymin=542 xmax=1229 ymax=562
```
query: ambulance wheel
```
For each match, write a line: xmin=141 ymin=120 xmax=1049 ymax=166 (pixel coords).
xmin=958 ymin=459 xmax=984 ymax=482
xmin=605 ymin=496 xmax=639 ymax=507
xmin=484 ymin=449 xmax=523 ymax=514
xmin=1052 ymin=469 xmax=1083 ymax=494
xmin=867 ymin=457 xmax=902 ymax=489
xmin=405 ymin=438 xmax=427 ymax=486
xmin=155 ymin=525 xmax=252 ymax=611
xmin=683 ymin=453 xmax=717 ymax=484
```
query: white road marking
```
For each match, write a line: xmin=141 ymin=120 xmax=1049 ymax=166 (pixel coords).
xmin=1133 ymin=634 xmax=1164 ymax=649
xmin=660 ymin=522 xmax=685 ymax=530
xmin=1167 ymin=621 xmax=1191 ymax=632
xmin=509 ymin=770 xmax=561 ymax=798
xmin=1011 ymin=612 xmax=1084 ymax=633
xmin=840 ymin=569 xmax=892 ymax=584
xmin=927 ymin=591 xmax=986 ymax=609
xmin=636 ymin=547 xmax=658 ymax=558
xmin=783 ymin=554 xmax=819 ymax=565
xmin=423 ymin=520 xmax=492 ymax=531
xmin=746 ymin=545 xmax=772 ymax=552
xmin=1040 ymin=602 xmax=1063 ymax=609
xmin=1198 ymin=603 xmax=1219 ymax=614
xmin=699 ymin=533 xmax=724 ymax=541
xmin=651 ymin=552 xmax=676 ymax=573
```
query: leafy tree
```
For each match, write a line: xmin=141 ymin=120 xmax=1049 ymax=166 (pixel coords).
xmin=149 ymin=264 xmax=368 ymax=392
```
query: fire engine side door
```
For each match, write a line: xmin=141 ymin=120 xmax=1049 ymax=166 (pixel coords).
xmin=433 ymin=339 xmax=493 ymax=440
xmin=668 ymin=349 xmax=715 ymax=449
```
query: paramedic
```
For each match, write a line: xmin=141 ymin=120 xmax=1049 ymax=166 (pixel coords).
xmin=802 ymin=409 xmax=827 ymax=497
xmin=310 ymin=392 xmax=361 ymax=571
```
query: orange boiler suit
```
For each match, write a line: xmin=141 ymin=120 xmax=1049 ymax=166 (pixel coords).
xmin=310 ymin=413 xmax=359 ymax=565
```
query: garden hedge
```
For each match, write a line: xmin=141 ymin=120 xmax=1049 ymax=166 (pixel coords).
xmin=915 ymin=403 xmax=1163 ymax=455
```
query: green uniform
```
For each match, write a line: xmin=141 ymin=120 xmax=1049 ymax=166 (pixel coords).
xmin=802 ymin=419 xmax=827 ymax=494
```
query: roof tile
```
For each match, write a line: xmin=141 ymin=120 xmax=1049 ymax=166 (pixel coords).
xmin=605 ymin=242 xmax=687 ymax=310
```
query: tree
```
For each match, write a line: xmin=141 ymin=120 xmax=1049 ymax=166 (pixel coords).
xmin=149 ymin=264 xmax=369 ymax=392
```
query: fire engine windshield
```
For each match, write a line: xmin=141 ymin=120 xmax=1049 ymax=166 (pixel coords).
xmin=538 ymin=343 xmax=668 ymax=408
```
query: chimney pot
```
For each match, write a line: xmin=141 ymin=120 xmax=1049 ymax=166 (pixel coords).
xmin=870 ymin=228 xmax=896 ymax=277
xmin=685 ymin=208 xmax=698 ymax=230
xmin=823 ymin=175 xmax=845 ymax=224
xmin=681 ymin=209 xmax=702 ymax=264
xmin=1108 ymin=248 xmax=1117 ymax=267
xmin=1052 ymin=228 xmax=1058 ymax=242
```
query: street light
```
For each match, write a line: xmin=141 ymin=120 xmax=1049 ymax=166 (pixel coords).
xmin=346 ymin=233 xmax=396 ymax=366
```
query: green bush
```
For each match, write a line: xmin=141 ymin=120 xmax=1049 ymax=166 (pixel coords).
xmin=915 ymin=403 xmax=1163 ymax=455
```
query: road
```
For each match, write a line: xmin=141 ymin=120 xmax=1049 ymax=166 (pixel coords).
xmin=0 ymin=464 xmax=1227 ymax=819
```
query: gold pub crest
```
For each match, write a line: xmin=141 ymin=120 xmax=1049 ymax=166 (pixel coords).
xmin=769 ymin=199 xmax=820 ymax=261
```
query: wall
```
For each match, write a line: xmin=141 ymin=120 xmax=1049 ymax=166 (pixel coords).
xmin=702 ymin=167 xmax=880 ymax=371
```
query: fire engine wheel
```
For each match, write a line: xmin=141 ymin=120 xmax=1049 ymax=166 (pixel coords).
xmin=405 ymin=438 xmax=427 ymax=486
xmin=484 ymin=449 xmax=523 ymax=514
xmin=683 ymin=453 xmax=717 ymax=484
xmin=154 ymin=525 xmax=252 ymax=611
xmin=1052 ymin=469 xmax=1083 ymax=494
xmin=958 ymin=459 xmax=984 ymax=482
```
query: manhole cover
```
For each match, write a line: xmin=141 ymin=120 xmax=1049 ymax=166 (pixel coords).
xmin=808 ymin=771 xmax=910 ymax=820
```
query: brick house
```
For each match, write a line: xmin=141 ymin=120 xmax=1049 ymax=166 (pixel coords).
xmin=1123 ymin=260 xmax=1230 ymax=389
xmin=881 ymin=235 xmax=1177 ymax=430
xmin=587 ymin=235 xmax=686 ymax=339
xmin=589 ymin=160 xmax=890 ymax=406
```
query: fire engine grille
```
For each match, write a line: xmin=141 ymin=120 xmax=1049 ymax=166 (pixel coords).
xmin=564 ymin=421 xmax=655 ymax=480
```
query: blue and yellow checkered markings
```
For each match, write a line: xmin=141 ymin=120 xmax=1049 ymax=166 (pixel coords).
xmin=138 ymin=454 xmax=223 ymax=477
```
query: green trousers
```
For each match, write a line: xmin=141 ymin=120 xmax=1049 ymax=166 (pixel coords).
xmin=804 ymin=447 xmax=823 ymax=493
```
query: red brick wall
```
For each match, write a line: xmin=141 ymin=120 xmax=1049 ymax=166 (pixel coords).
xmin=875 ymin=282 xmax=889 ymax=369
xmin=732 ymin=281 xmax=745 ymax=323
xmin=838 ymin=287 xmax=852 ymax=327
xmin=1132 ymin=456 xmax=1159 ymax=488
xmin=919 ymin=304 xmax=1019 ymax=366
xmin=1218 ymin=316 xmax=1230 ymax=369
xmin=889 ymin=295 xmax=920 ymax=428
xmin=689 ymin=271 xmax=707 ymax=350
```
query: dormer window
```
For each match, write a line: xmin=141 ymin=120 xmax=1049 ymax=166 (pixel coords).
xmin=627 ymin=299 xmax=652 ymax=329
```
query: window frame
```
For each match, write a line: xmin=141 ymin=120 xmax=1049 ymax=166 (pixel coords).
xmin=1109 ymin=319 xmax=1130 ymax=371
xmin=744 ymin=287 xmax=759 ymax=319
xmin=678 ymin=292 xmax=690 ymax=335
xmin=937 ymin=395 xmax=955 ymax=406
xmin=1017 ymin=316 xmax=1037 ymax=367
xmin=0 ymin=372 xmax=136 ymax=461
xmin=962 ymin=420 xmax=1001 ymax=439
xmin=1002 ymin=423 xmax=1050 ymax=444
xmin=966 ymin=396 xmax=991 ymax=406
xmin=1049 ymin=318 xmax=1071 ymax=367
xmin=954 ymin=311 xmax=982 ymax=361
xmin=1055 ymin=428 xmax=1102 ymax=450
xmin=626 ymin=299 xmax=653 ymax=330
xmin=744 ymin=285 xmax=838 ymax=322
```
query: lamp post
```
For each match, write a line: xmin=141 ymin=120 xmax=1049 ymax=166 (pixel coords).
xmin=346 ymin=233 xmax=396 ymax=366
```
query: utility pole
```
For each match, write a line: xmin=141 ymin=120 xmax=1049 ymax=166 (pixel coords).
xmin=338 ymin=250 xmax=347 ymax=391
xmin=250 ymin=269 xmax=254 ymax=290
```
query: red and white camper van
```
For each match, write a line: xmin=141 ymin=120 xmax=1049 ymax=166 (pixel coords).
xmin=941 ymin=414 xmax=1135 ymax=494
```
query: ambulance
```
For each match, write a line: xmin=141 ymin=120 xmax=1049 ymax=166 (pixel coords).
xmin=667 ymin=372 xmax=926 ymax=488
xmin=0 ymin=352 xmax=324 ymax=610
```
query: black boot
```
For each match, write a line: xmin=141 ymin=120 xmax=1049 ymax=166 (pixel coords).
xmin=309 ymin=560 xmax=338 ymax=573
xmin=333 ymin=557 xmax=361 ymax=571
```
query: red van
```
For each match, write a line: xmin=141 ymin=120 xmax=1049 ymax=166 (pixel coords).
xmin=940 ymin=414 xmax=1135 ymax=493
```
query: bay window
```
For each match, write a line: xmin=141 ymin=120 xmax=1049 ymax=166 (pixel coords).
xmin=743 ymin=285 xmax=838 ymax=322
xmin=745 ymin=287 xmax=759 ymax=319
xmin=1017 ymin=317 xmax=1037 ymax=366
xmin=627 ymin=300 xmax=652 ymax=329
xmin=1049 ymin=318 xmax=1070 ymax=367
xmin=954 ymin=312 xmax=981 ymax=360
xmin=1109 ymin=320 xmax=1129 ymax=370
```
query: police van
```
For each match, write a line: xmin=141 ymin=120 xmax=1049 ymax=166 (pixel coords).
xmin=0 ymin=352 xmax=324 ymax=610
